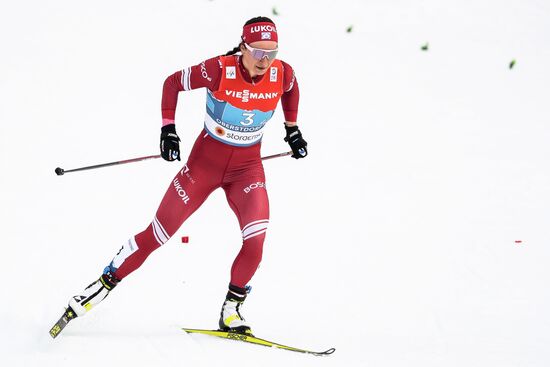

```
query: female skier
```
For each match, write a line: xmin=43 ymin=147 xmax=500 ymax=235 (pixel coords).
xmin=65 ymin=16 xmax=307 ymax=335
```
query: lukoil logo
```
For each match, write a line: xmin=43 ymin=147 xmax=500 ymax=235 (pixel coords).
xmin=243 ymin=182 xmax=265 ymax=194
xmin=173 ymin=178 xmax=190 ymax=204
xmin=180 ymin=164 xmax=195 ymax=184
xmin=249 ymin=25 xmax=277 ymax=33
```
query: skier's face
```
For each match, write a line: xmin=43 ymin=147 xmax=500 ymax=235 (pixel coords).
xmin=241 ymin=40 xmax=278 ymax=77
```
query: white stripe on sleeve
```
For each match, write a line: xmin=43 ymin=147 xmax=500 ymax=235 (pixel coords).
xmin=181 ymin=67 xmax=192 ymax=91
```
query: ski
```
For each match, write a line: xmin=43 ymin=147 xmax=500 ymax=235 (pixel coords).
xmin=49 ymin=307 xmax=77 ymax=339
xmin=182 ymin=328 xmax=335 ymax=356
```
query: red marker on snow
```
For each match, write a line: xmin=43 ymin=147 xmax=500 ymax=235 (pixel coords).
xmin=181 ymin=236 xmax=189 ymax=244
xmin=515 ymin=240 xmax=522 ymax=244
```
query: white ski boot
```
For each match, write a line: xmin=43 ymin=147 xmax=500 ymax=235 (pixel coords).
xmin=218 ymin=285 xmax=252 ymax=335
xmin=68 ymin=272 xmax=119 ymax=317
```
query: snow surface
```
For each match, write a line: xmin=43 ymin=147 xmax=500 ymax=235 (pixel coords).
xmin=1 ymin=0 xmax=550 ymax=366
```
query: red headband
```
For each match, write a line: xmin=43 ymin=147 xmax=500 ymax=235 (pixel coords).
xmin=242 ymin=22 xmax=278 ymax=44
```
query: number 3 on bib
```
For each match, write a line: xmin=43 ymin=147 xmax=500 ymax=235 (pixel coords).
xmin=241 ymin=112 xmax=255 ymax=126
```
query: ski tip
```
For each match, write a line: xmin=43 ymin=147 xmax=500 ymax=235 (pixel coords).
xmin=49 ymin=325 xmax=62 ymax=339
xmin=49 ymin=307 xmax=77 ymax=339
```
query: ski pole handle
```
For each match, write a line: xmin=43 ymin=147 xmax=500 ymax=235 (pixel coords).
xmin=55 ymin=154 xmax=161 ymax=176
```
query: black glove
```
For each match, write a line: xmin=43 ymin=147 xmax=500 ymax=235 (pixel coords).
xmin=284 ymin=124 xmax=308 ymax=159
xmin=160 ymin=124 xmax=181 ymax=161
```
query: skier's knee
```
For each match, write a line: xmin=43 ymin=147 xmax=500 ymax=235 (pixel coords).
xmin=241 ymin=219 xmax=269 ymax=242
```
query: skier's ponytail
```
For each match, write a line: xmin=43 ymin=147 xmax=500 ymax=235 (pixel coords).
xmin=225 ymin=45 xmax=241 ymax=56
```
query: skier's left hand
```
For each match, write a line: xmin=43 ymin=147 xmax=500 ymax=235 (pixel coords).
xmin=284 ymin=124 xmax=308 ymax=159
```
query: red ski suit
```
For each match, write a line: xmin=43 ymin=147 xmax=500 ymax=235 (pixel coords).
xmin=107 ymin=55 xmax=299 ymax=288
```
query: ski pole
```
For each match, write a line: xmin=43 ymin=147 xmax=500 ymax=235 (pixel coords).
xmin=261 ymin=151 xmax=292 ymax=161
xmin=54 ymin=154 xmax=162 ymax=176
xmin=54 ymin=151 xmax=293 ymax=176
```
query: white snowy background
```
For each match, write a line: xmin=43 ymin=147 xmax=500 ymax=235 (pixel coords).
xmin=1 ymin=0 xmax=550 ymax=366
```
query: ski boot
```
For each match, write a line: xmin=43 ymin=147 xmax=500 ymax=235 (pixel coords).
xmin=218 ymin=284 xmax=253 ymax=335
xmin=68 ymin=270 xmax=119 ymax=317
xmin=50 ymin=270 xmax=120 ymax=338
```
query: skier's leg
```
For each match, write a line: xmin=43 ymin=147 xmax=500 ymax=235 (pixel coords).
xmin=219 ymin=173 xmax=269 ymax=333
xmin=106 ymin=165 xmax=213 ymax=280
xmin=108 ymin=136 xmax=227 ymax=281
xmin=225 ymin=179 xmax=269 ymax=288
xmin=69 ymin=144 xmax=222 ymax=317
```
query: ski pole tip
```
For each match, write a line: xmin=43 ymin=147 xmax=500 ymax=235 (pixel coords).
xmin=55 ymin=167 xmax=65 ymax=176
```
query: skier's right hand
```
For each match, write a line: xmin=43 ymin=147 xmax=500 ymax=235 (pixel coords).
xmin=160 ymin=124 xmax=181 ymax=161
